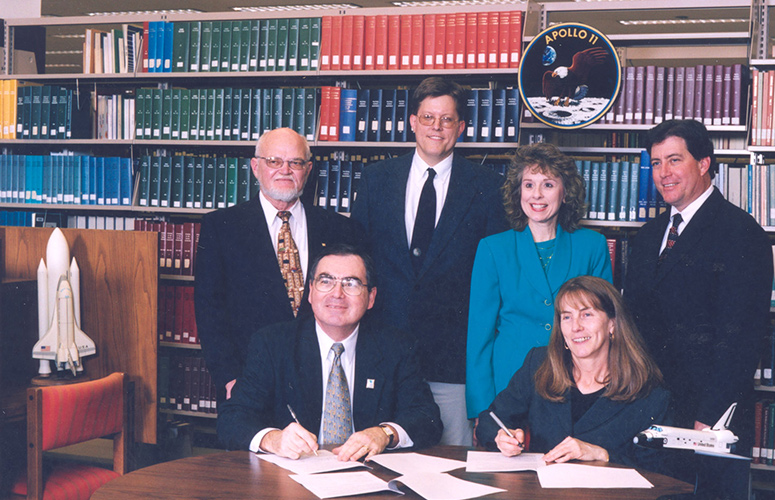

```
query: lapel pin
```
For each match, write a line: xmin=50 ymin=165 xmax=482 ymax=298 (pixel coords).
xmin=366 ymin=379 xmax=375 ymax=389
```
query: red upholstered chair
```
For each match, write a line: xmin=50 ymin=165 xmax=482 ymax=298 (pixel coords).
xmin=11 ymin=372 xmax=131 ymax=500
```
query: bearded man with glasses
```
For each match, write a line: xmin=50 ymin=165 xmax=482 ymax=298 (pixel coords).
xmin=352 ymin=77 xmax=509 ymax=446
xmin=196 ymin=128 xmax=361 ymax=405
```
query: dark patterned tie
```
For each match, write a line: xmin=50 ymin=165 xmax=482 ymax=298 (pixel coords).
xmin=658 ymin=213 xmax=683 ymax=265
xmin=321 ymin=343 xmax=352 ymax=445
xmin=277 ymin=211 xmax=304 ymax=316
xmin=410 ymin=168 xmax=437 ymax=273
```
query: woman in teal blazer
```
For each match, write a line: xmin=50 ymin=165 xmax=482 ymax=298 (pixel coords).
xmin=466 ymin=144 xmax=612 ymax=419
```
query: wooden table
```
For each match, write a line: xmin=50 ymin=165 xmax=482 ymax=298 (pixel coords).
xmin=92 ymin=446 xmax=694 ymax=499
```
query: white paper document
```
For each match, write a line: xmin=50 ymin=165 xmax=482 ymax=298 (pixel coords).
xmin=397 ymin=472 xmax=506 ymax=500
xmin=465 ymin=450 xmax=547 ymax=472
xmin=536 ymin=463 xmax=654 ymax=488
xmin=369 ymin=452 xmax=465 ymax=475
xmin=290 ymin=471 xmax=404 ymax=499
xmin=258 ymin=450 xmax=368 ymax=475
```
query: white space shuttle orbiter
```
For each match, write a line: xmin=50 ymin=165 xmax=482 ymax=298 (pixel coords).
xmin=32 ymin=228 xmax=96 ymax=376
xmin=633 ymin=403 xmax=749 ymax=460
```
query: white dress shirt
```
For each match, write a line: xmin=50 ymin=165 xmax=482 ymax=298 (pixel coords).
xmin=659 ymin=185 xmax=714 ymax=255
xmin=259 ymin=191 xmax=309 ymax=278
xmin=404 ymin=151 xmax=454 ymax=247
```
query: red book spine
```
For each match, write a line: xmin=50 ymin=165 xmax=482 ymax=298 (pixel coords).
xmin=157 ymin=284 xmax=166 ymax=341
xmin=606 ymin=238 xmax=617 ymax=280
xmin=330 ymin=16 xmax=343 ymax=70
xmin=184 ymin=286 xmax=197 ymax=344
xmin=164 ymin=285 xmax=175 ymax=341
xmin=182 ymin=221 xmax=194 ymax=276
xmin=722 ymin=65 xmax=732 ymax=125
xmin=454 ymin=13 xmax=466 ymax=69
xmin=445 ymin=13 xmax=456 ymax=68
xmin=174 ymin=285 xmax=185 ymax=343
xmin=487 ymin=12 xmax=499 ymax=69
xmin=411 ymin=14 xmax=423 ymax=70
xmin=320 ymin=16 xmax=333 ymax=71
xmin=435 ymin=13 xmax=446 ymax=69
xmin=498 ymin=11 xmax=510 ymax=68
xmin=352 ymin=15 xmax=365 ymax=70
xmin=465 ymin=12 xmax=477 ymax=69
xmin=424 ymin=14 xmax=436 ymax=69
xmin=509 ymin=11 xmax=523 ymax=68
xmin=751 ymin=69 xmax=760 ymax=145
xmin=387 ymin=15 xmax=400 ymax=71
xmin=364 ymin=15 xmax=376 ymax=70
xmin=399 ymin=15 xmax=412 ymax=70
xmin=731 ymin=63 xmax=742 ymax=126
xmin=174 ymin=223 xmax=184 ymax=275
xmin=319 ymin=86 xmax=331 ymax=141
xmin=703 ymin=64 xmax=714 ymax=126
xmin=713 ymin=64 xmax=724 ymax=126
xmin=329 ymin=86 xmax=341 ymax=141
xmin=754 ymin=400 xmax=763 ymax=463
xmin=476 ymin=12 xmax=488 ymax=69
xmin=375 ymin=15 xmax=388 ymax=70
xmin=340 ymin=16 xmax=353 ymax=71
xmin=142 ymin=22 xmax=150 ymax=72
xmin=193 ymin=222 xmax=201 ymax=272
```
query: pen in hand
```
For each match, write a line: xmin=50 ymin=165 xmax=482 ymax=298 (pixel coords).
xmin=287 ymin=404 xmax=318 ymax=456
xmin=489 ymin=411 xmax=524 ymax=449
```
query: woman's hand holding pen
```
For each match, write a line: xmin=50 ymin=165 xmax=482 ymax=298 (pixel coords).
xmin=494 ymin=427 xmax=526 ymax=457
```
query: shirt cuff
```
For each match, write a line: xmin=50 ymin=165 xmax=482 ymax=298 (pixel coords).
xmin=382 ymin=422 xmax=414 ymax=449
xmin=249 ymin=428 xmax=279 ymax=453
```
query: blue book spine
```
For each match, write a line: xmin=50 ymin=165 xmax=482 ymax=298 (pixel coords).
xmin=395 ymin=89 xmax=409 ymax=142
xmin=637 ymin=152 xmax=651 ymax=221
xmin=582 ymin=160 xmax=591 ymax=218
xmin=596 ymin=162 xmax=608 ymax=220
xmin=477 ymin=88 xmax=493 ymax=143
xmin=355 ymin=89 xmax=369 ymax=142
xmin=339 ymin=88 xmax=357 ymax=142
xmin=505 ymin=88 xmax=519 ymax=143
xmin=492 ymin=89 xmax=507 ymax=143
xmin=316 ymin=160 xmax=329 ymax=208
xmin=607 ymin=161 xmax=620 ymax=221
xmin=338 ymin=160 xmax=353 ymax=213
xmin=89 ymin=157 xmax=97 ymax=205
xmin=589 ymin=162 xmax=600 ymax=220
xmin=367 ymin=89 xmax=382 ymax=142
xmin=328 ymin=159 xmax=341 ymax=211
xmin=96 ymin=157 xmax=106 ymax=205
xmin=463 ymin=89 xmax=478 ymax=142
xmin=120 ymin=157 xmax=133 ymax=205
xmin=618 ymin=160 xmax=630 ymax=221
xmin=380 ymin=89 xmax=396 ymax=143
xmin=81 ymin=156 xmax=90 ymax=204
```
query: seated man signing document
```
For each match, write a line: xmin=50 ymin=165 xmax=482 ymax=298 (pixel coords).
xmin=217 ymin=244 xmax=443 ymax=460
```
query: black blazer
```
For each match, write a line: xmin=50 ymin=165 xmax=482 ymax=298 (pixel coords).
xmin=476 ymin=347 xmax=671 ymax=472
xmin=351 ymin=153 xmax=509 ymax=384
xmin=194 ymin=197 xmax=361 ymax=391
xmin=624 ymin=188 xmax=772 ymax=440
xmin=216 ymin=316 xmax=443 ymax=451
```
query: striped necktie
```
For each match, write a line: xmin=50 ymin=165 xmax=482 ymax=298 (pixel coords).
xmin=321 ymin=343 xmax=352 ymax=445
xmin=658 ymin=213 xmax=683 ymax=265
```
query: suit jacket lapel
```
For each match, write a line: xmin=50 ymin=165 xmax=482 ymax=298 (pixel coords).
xmin=295 ymin=319 xmax=325 ymax=431
xmin=243 ymin=198 xmax=287 ymax=288
xmin=573 ymin=396 xmax=627 ymax=436
xmin=546 ymin=225 xmax=572 ymax=296
xmin=384 ymin=160 xmax=414 ymax=277
xmin=516 ymin=227 xmax=553 ymax=299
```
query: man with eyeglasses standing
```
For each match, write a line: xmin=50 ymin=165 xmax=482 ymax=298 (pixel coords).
xmin=352 ymin=77 xmax=508 ymax=446
xmin=217 ymin=244 xmax=442 ymax=458
xmin=196 ymin=128 xmax=361 ymax=406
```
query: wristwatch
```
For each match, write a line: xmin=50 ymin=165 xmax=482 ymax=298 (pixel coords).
xmin=380 ymin=424 xmax=396 ymax=447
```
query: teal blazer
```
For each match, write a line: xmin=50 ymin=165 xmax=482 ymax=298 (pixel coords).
xmin=466 ymin=225 xmax=612 ymax=418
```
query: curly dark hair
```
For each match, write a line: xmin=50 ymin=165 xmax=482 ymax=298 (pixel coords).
xmin=502 ymin=143 xmax=586 ymax=232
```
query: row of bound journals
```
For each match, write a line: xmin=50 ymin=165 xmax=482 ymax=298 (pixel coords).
xmin=158 ymin=355 xmax=217 ymax=415
xmin=135 ymin=220 xmax=201 ymax=277
xmin=159 ymin=284 xmax=198 ymax=344
xmin=1 ymin=82 xmax=91 ymax=140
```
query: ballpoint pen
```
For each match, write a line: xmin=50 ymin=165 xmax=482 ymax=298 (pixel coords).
xmin=489 ymin=411 xmax=524 ymax=449
xmin=287 ymin=404 xmax=318 ymax=456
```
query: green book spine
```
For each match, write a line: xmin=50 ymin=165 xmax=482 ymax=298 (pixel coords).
xmin=282 ymin=87 xmax=294 ymax=128
xmin=628 ymin=161 xmax=639 ymax=221
xmin=272 ymin=88 xmax=283 ymax=129
xmin=151 ymin=88 xmax=162 ymax=139
xmin=48 ymin=89 xmax=59 ymax=139
xmin=237 ymin=157 xmax=251 ymax=203
xmin=210 ymin=21 xmax=222 ymax=72
xmin=213 ymin=88 xmax=224 ymax=141
xmin=258 ymin=20 xmax=269 ymax=71
xmin=138 ymin=155 xmax=151 ymax=206
xmin=251 ymin=89 xmax=262 ymax=141
xmin=298 ymin=18 xmax=311 ymax=71
xmin=304 ymin=87 xmax=318 ymax=141
xmin=226 ymin=157 xmax=238 ymax=207
xmin=229 ymin=20 xmax=241 ymax=71
xmin=161 ymin=88 xmax=173 ymax=140
xmin=240 ymin=88 xmax=252 ymax=141
xmin=188 ymin=21 xmax=202 ymax=71
xmin=596 ymin=162 xmax=608 ymax=221
xmin=184 ymin=156 xmax=196 ymax=208
xmin=293 ymin=87 xmax=305 ymax=135
xmin=171 ymin=156 xmax=185 ymax=208
xmin=261 ymin=88 xmax=273 ymax=135
xmin=188 ymin=90 xmax=200 ymax=140
xmin=266 ymin=19 xmax=278 ymax=72
xmin=149 ymin=155 xmax=161 ymax=207
xmin=239 ymin=21 xmax=251 ymax=71
xmin=203 ymin=89 xmax=215 ymax=140
xmin=589 ymin=161 xmax=600 ymax=219
xmin=276 ymin=19 xmax=289 ymax=72
xmin=248 ymin=20 xmax=260 ymax=71
xmin=230 ymin=88 xmax=241 ymax=139
xmin=618 ymin=161 xmax=630 ymax=221
xmin=193 ymin=156 xmax=205 ymax=208
xmin=172 ymin=22 xmax=190 ymax=72
xmin=171 ymin=88 xmax=182 ymax=140
xmin=159 ymin=156 xmax=172 ymax=207
xmin=197 ymin=89 xmax=208 ymax=140
xmin=203 ymin=156 xmax=216 ymax=209
xmin=309 ymin=18 xmax=321 ymax=70
xmin=180 ymin=89 xmax=190 ymax=140
xmin=39 ymin=86 xmax=51 ymax=139
xmin=222 ymin=87 xmax=233 ymax=140
xmin=57 ymin=87 xmax=68 ymax=139
xmin=141 ymin=88 xmax=152 ymax=139
xmin=135 ymin=88 xmax=145 ymax=139
xmin=287 ymin=19 xmax=300 ymax=72
xmin=607 ymin=161 xmax=620 ymax=221
xmin=199 ymin=21 xmax=213 ymax=72
xmin=215 ymin=156 xmax=228 ymax=208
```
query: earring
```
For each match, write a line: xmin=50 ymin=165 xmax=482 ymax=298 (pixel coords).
xmin=609 ymin=332 xmax=614 ymax=340
xmin=564 ymin=343 xmax=569 ymax=350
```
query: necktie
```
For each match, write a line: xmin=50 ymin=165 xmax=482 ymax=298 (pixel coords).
xmin=321 ymin=343 xmax=352 ymax=445
xmin=658 ymin=213 xmax=683 ymax=265
xmin=277 ymin=211 xmax=303 ymax=316
xmin=410 ymin=168 xmax=437 ymax=273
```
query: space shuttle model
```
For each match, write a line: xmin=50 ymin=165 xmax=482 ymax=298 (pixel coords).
xmin=32 ymin=228 xmax=96 ymax=377
xmin=634 ymin=403 xmax=749 ymax=460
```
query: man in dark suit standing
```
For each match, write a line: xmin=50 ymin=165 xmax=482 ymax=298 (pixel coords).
xmin=624 ymin=120 xmax=772 ymax=499
xmin=217 ymin=244 xmax=442 ymax=459
xmin=351 ymin=78 xmax=509 ymax=445
xmin=195 ymin=128 xmax=359 ymax=403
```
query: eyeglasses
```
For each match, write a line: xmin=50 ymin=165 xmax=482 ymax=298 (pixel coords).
xmin=313 ymin=275 xmax=369 ymax=296
xmin=256 ymin=156 xmax=309 ymax=170
xmin=416 ymin=114 xmax=459 ymax=129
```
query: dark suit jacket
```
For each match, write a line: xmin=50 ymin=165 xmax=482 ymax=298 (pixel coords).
xmin=351 ymin=153 xmax=509 ymax=384
xmin=476 ymin=347 xmax=671 ymax=472
xmin=216 ymin=316 xmax=443 ymax=451
xmin=624 ymin=188 xmax=772 ymax=442
xmin=194 ymin=197 xmax=360 ymax=392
